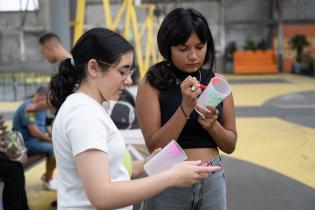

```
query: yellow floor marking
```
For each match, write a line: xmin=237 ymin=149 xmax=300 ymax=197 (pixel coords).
xmin=230 ymin=117 xmax=315 ymax=189
xmin=25 ymin=162 xmax=57 ymax=210
xmin=226 ymin=73 xmax=315 ymax=83
xmin=0 ymin=101 xmax=21 ymax=112
xmin=230 ymin=75 xmax=315 ymax=106
xmin=232 ymin=83 xmax=315 ymax=106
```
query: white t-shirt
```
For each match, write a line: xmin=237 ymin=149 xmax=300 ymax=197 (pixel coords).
xmin=52 ymin=93 xmax=132 ymax=210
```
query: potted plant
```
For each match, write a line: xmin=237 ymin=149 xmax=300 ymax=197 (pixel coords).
xmin=300 ymin=50 xmax=314 ymax=75
xmin=257 ymin=39 xmax=267 ymax=51
xmin=289 ymin=34 xmax=310 ymax=74
xmin=243 ymin=37 xmax=257 ymax=51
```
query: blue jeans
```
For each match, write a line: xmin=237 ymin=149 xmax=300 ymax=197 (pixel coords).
xmin=144 ymin=156 xmax=226 ymax=210
xmin=25 ymin=138 xmax=54 ymax=156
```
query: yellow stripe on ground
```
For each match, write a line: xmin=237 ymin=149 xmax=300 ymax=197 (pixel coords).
xmin=232 ymin=84 xmax=315 ymax=106
xmin=230 ymin=75 xmax=315 ymax=107
xmin=226 ymin=73 xmax=315 ymax=83
xmin=25 ymin=162 xmax=57 ymax=210
xmin=0 ymin=101 xmax=21 ymax=112
xmin=230 ymin=117 xmax=315 ymax=189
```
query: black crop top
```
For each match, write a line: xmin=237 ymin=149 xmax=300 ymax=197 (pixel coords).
xmin=159 ymin=67 xmax=223 ymax=149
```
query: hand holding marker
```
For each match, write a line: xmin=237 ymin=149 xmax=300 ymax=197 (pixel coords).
xmin=194 ymin=76 xmax=231 ymax=107
xmin=191 ymin=76 xmax=231 ymax=117
xmin=191 ymin=77 xmax=223 ymax=92
xmin=198 ymin=84 xmax=207 ymax=91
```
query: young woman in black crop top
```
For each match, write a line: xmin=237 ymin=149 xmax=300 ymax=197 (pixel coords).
xmin=136 ymin=8 xmax=237 ymax=210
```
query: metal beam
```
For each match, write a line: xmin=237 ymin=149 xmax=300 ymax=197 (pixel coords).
xmin=73 ymin=0 xmax=86 ymax=46
xmin=276 ymin=0 xmax=283 ymax=73
xmin=218 ymin=0 xmax=225 ymax=55
xmin=225 ymin=20 xmax=278 ymax=26
xmin=225 ymin=19 xmax=315 ymax=26
xmin=86 ymin=0 xmax=218 ymax=5
xmin=49 ymin=0 xmax=71 ymax=50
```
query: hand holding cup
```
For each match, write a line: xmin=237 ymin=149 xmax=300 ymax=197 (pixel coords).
xmin=167 ymin=160 xmax=221 ymax=187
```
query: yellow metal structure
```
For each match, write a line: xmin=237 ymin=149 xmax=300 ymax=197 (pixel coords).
xmin=73 ymin=0 xmax=86 ymax=46
xmin=72 ymin=0 xmax=161 ymax=78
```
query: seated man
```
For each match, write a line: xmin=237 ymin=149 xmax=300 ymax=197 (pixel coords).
xmin=12 ymin=86 xmax=57 ymax=191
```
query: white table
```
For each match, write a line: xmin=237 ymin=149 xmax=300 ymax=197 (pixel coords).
xmin=119 ymin=129 xmax=145 ymax=145
xmin=119 ymin=129 xmax=146 ymax=160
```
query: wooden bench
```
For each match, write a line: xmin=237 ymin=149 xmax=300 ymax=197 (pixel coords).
xmin=23 ymin=153 xmax=46 ymax=170
xmin=233 ymin=49 xmax=278 ymax=74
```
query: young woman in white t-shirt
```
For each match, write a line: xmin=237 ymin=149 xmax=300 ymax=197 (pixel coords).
xmin=49 ymin=27 xmax=220 ymax=210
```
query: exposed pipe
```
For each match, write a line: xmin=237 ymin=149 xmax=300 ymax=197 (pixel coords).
xmin=276 ymin=0 xmax=284 ymax=73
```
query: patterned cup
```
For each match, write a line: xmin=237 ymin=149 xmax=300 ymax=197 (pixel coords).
xmin=144 ymin=140 xmax=187 ymax=176
xmin=197 ymin=76 xmax=231 ymax=108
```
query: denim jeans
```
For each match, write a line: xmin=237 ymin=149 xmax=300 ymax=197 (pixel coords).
xmin=25 ymin=138 xmax=54 ymax=156
xmin=144 ymin=156 xmax=226 ymax=210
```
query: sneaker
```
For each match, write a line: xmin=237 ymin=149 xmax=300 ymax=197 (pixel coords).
xmin=42 ymin=178 xmax=58 ymax=191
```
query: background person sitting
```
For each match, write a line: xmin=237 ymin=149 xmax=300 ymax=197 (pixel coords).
xmin=12 ymin=85 xmax=57 ymax=191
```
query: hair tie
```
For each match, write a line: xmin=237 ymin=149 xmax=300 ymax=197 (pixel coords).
xmin=73 ymin=82 xmax=80 ymax=92
xmin=70 ymin=57 xmax=76 ymax=67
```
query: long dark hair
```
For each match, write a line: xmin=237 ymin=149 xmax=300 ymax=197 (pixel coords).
xmin=49 ymin=28 xmax=134 ymax=113
xmin=147 ymin=8 xmax=216 ymax=90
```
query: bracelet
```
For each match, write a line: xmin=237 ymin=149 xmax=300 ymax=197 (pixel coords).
xmin=180 ymin=104 xmax=190 ymax=119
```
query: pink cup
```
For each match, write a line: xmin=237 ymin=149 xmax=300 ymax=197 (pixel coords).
xmin=144 ymin=140 xmax=187 ymax=176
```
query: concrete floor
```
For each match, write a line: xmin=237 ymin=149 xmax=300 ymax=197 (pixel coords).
xmin=1 ymin=73 xmax=314 ymax=210
xmin=224 ymin=74 xmax=315 ymax=210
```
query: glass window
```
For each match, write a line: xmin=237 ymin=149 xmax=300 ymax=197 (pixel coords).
xmin=0 ymin=0 xmax=38 ymax=11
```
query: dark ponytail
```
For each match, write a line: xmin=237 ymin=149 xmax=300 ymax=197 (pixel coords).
xmin=49 ymin=27 xmax=133 ymax=114
xmin=49 ymin=58 xmax=83 ymax=113
xmin=146 ymin=61 xmax=175 ymax=90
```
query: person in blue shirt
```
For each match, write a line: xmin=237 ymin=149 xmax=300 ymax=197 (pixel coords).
xmin=12 ymin=85 xmax=57 ymax=191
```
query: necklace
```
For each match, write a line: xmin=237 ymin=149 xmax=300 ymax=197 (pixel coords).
xmin=170 ymin=69 xmax=202 ymax=85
